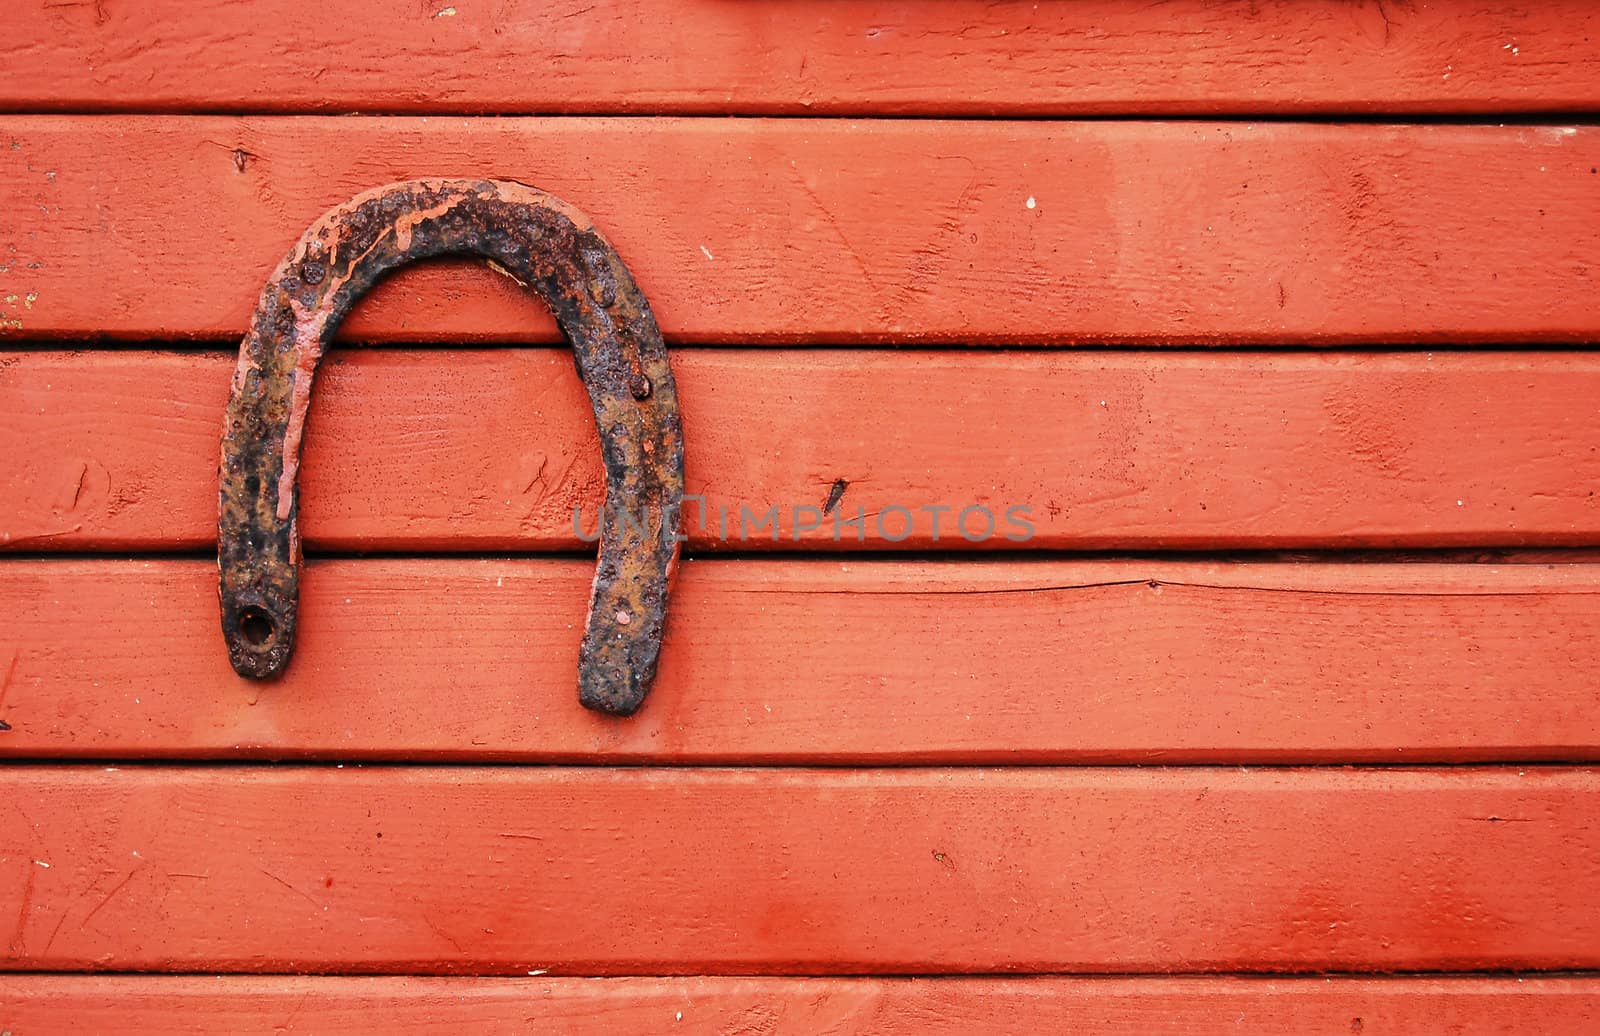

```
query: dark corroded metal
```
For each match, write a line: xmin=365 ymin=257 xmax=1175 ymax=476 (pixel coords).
xmin=219 ymin=179 xmax=684 ymax=716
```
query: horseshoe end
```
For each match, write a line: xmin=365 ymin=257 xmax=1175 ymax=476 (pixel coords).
xmin=578 ymin=677 xmax=649 ymax=718
xmin=577 ymin=620 xmax=665 ymax=717
xmin=220 ymin=591 xmax=296 ymax=680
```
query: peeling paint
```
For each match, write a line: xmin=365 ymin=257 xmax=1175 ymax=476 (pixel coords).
xmin=218 ymin=179 xmax=684 ymax=715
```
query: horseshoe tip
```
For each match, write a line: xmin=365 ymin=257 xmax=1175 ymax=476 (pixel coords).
xmin=578 ymin=676 xmax=650 ymax=717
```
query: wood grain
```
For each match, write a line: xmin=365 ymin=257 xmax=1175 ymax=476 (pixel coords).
xmin=4 ymin=558 xmax=1599 ymax=762
xmin=3 ymin=118 xmax=1597 ymax=344
xmin=5 ymin=1 xmax=1599 ymax=117
xmin=3 ymin=975 xmax=1598 ymax=1034
xmin=8 ymin=0 xmax=1599 ymax=1001
xmin=3 ymin=766 xmax=1597 ymax=973
xmin=5 ymin=350 xmax=1600 ymax=552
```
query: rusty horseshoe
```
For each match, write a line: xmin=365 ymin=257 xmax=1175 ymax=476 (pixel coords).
xmin=218 ymin=179 xmax=684 ymax=716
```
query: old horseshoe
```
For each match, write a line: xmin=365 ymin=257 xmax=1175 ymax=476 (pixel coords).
xmin=217 ymin=179 xmax=684 ymax=716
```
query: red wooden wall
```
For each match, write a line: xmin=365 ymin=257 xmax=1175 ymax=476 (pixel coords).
xmin=3 ymin=2 xmax=1600 ymax=1031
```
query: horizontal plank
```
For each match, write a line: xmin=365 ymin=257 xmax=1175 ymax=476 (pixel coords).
xmin=3 ymin=119 xmax=1597 ymax=344
xmin=6 ymin=350 xmax=1600 ymax=551
xmin=6 ymin=1 xmax=1600 ymax=117
xmin=3 ymin=559 xmax=1599 ymax=762
xmin=3 ymin=766 xmax=1597 ymax=972
xmin=3 ymin=976 xmax=1599 ymax=1034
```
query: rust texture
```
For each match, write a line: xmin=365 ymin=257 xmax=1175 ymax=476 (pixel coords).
xmin=219 ymin=179 xmax=684 ymax=716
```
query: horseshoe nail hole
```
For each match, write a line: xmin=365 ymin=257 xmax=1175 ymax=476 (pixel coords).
xmin=238 ymin=608 xmax=276 ymax=649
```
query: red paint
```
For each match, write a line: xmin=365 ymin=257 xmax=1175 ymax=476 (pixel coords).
xmin=4 ymin=1 xmax=1600 ymax=116
xmin=6 ymin=350 xmax=1600 ymax=552
xmin=3 ymin=559 xmax=1600 ymax=762
xmin=3 ymin=767 xmax=1597 ymax=973
xmin=2 ymin=976 xmax=1597 ymax=1034
xmin=2 ymin=120 xmax=1597 ymax=344
xmin=3 ymin=0 xmax=1598 ymax=1014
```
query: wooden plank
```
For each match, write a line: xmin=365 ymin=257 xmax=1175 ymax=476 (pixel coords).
xmin=6 ymin=350 xmax=1600 ymax=552
xmin=6 ymin=2 xmax=1600 ymax=117
xmin=3 ymin=118 xmax=1597 ymax=344
xmin=3 ymin=975 xmax=1598 ymax=1034
xmin=3 ymin=558 xmax=1599 ymax=762
xmin=2 ymin=766 xmax=1596 ymax=972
